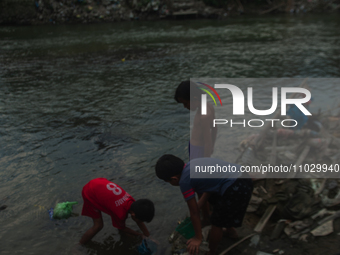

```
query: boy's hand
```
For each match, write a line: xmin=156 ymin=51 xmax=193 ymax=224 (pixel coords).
xmin=131 ymin=216 xmax=150 ymax=237
xmin=186 ymin=198 xmax=203 ymax=255
xmin=186 ymin=237 xmax=202 ymax=255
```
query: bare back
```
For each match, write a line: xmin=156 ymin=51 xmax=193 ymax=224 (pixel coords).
xmin=190 ymin=102 xmax=216 ymax=153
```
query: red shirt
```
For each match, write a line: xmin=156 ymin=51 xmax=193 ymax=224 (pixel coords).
xmin=81 ymin=178 xmax=135 ymax=229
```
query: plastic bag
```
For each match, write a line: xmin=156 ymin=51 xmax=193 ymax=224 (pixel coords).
xmin=137 ymin=238 xmax=158 ymax=255
xmin=53 ymin=201 xmax=77 ymax=219
xmin=175 ymin=217 xmax=195 ymax=239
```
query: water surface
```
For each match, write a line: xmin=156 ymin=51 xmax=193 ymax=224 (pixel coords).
xmin=0 ymin=14 xmax=339 ymax=254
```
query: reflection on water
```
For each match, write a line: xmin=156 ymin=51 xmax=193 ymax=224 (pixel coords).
xmin=0 ymin=14 xmax=339 ymax=254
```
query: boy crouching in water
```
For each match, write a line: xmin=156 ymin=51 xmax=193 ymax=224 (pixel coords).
xmin=155 ymin=155 xmax=253 ymax=255
xmin=79 ymin=178 xmax=154 ymax=245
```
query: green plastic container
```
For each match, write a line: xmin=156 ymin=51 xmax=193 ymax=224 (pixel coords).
xmin=53 ymin=201 xmax=77 ymax=219
xmin=175 ymin=217 xmax=195 ymax=239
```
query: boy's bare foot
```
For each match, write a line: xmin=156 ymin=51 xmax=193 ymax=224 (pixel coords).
xmin=222 ymin=227 xmax=239 ymax=239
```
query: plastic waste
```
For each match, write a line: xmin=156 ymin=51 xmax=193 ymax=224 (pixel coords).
xmin=287 ymin=105 xmax=309 ymax=130
xmin=275 ymin=129 xmax=320 ymax=138
xmin=170 ymin=220 xmax=210 ymax=255
xmin=309 ymin=130 xmax=320 ymax=137
xmin=169 ymin=230 xmax=180 ymax=243
xmin=137 ymin=238 xmax=158 ymax=255
xmin=277 ymin=129 xmax=295 ymax=137
xmin=322 ymin=189 xmax=340 ymax=207
xmin=48 ymin=208 xmax=54 ymax=220
xmin=53 ymin=201 xmax=77 ymax=219
xmin=175 ymin=217 xmax=195 ymax=239
xmin=249 ymin=234 xmax=260 ymax=247
xmin=137 ymin=239 xmax=152 ymax=255
xmin=256 ymin=252 xmax=273 ymax=255
xmin=311 ymin=220 xmax=334 ymax=236
xmin=307 ymin=138 xmax=330 ymax=149
xmin=328 ymin=180 xmax=338 ymax=190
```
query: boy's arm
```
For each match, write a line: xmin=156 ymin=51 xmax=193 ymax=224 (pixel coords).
xmin=186 ymin=197 xmax=202 ymax=255
xmin=211 ymin=105 xmax=217 ymax=151
xmin=211 ymin=125 xmax=217 ymax=148
xmin=131 ymin=216 xmax=150 ymax=237
xmin=136 ymin=221 xmax=150 ymax=237
xmin=121 ymin=226 xmax=143 ymax=237
xmin=202 ymin=116 xmax=213 ymax=157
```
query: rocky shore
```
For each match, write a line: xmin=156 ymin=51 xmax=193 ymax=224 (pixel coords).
xmin=0 ymin=0 xmax=339 ymax=25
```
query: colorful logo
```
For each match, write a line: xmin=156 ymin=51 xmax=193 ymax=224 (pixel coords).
xmin=197 ymin=82 xmax=223 ymax=106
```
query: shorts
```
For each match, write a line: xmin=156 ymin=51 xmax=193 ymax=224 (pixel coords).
xmin=81 ymin=185 xmax=102 ymax=219
xmin=208 ymin=177 xmax=253 ymax=228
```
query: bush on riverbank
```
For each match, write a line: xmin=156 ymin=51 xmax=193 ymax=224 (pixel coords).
xmin=203 ymin=0 xmax=267 ymax=9
xmin=0 ymin=0 xmax=36 ymax=24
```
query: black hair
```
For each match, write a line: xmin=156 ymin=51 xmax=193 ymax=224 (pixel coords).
xmin=130 ymin=199 xmax=155 ymax=223
xmin=155 ymin=154 xmax=185 ymax=181
xmin=174 ymin=80 xmax=202 ymax=102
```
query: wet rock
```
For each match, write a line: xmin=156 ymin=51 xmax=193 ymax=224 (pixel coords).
xmin=0 ymin=205 xmax=7 ymax=211
xmin=311 ymin=220 xmax=334 ymax=236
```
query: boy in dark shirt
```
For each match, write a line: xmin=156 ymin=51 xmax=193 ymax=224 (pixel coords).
xmin=174 ymin=80 xmax=217 ymax=159
xmin=155 ymin=155 xmax=252 ymax=255
xmin=79 ymin=178 xmax=154 ymax=245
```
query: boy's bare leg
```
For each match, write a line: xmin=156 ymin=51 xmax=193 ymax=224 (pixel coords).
xmin=223 ymin=227 xmax=238 ymax=239
xmin=201 ymin=202 xmax=211 ymax=226
xmin=79 ymin=218 xmax=103 ymax=245
xmin=208 ymin=225 xmax=223 ymax=255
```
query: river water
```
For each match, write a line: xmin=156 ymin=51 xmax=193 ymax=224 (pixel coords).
xmin=0 ymin=14 xmax=339 ymax=255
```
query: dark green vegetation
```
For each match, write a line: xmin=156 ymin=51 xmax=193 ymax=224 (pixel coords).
xmin=0 ymin=0 xmax=36 ymax=24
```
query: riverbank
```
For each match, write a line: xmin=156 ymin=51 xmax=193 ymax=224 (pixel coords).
xmin=1 ymin=0 xmax=339 ymax=25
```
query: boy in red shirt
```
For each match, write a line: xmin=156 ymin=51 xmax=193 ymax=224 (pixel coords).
xmin=79 ymin=178 xmax=155 ymax=245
